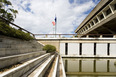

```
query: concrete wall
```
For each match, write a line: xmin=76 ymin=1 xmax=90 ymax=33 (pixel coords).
xmin=37 ymin=38 xmax=116 ymax=57
xmin=60 ymin=42 xmax=116 ymax=57
xmin=0 ymin=35 xmax=46 ymax=69
xmin=0 ymin=35 xmax=44 ymax=57
xmin=37 ymin=40 xmax=60 ymax=52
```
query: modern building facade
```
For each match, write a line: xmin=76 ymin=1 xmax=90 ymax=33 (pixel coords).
xmin=75 ymin=0 xmax=116 ymax=37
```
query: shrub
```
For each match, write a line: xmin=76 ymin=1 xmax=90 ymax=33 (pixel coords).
xmin=43 ymin=45 xmax=56 ymax=53
xmin=0 ymin=22 xmax=34 ymax=41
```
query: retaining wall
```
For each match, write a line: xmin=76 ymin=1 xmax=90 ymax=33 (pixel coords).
xmin=0 ymin=35 xmax=44 ymax=57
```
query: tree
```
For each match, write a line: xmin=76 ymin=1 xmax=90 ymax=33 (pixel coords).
xmin=43 ymin=45 xmax=56 ymax=53
xmin=0 ymin=0 xmax=18 ymax=22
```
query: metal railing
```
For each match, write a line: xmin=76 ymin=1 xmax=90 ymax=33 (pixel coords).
xmin=0 ymin=16 xmax=35 ymax=37
xmin=34 ymin=34 xmax=116 ymax=38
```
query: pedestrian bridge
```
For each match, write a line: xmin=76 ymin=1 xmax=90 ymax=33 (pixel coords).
xmin=75 ymin=0 xmax=116 ymax=37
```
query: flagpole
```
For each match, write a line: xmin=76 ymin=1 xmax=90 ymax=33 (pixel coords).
xmin=55 ymin=23 xmax=56 ymax=38
xmin=55 ymin=15 xmax=57 ymax=38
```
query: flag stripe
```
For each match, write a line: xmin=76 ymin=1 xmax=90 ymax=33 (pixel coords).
xmin=52 ymin=21 xmax=55 ymax=26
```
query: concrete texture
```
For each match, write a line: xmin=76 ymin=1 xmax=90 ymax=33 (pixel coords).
xmin=0 ymin=35 xmax=47 ymax=76
xmin=0 ymin=53 xmax=50 ymax=77
xmin=0 ymin=51 xmax=46 ymax=69
xmin=37 ymin=38 xmax=116 ymax=52
xmin=28 ymin=55 xmax=55 ymax=77
xmin=75 ymin=0 xmax=110 ymax=32
xmin=0 ymin=35 xmax=44 ymax=57
xmin=75 ymin=0 xmax=116 ymax=36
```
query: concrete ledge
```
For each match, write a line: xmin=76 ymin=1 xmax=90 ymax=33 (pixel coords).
xmin=28 ymin=55 xmax=55 ymax=77
xmin=47 ymin=55 xmax=59 ymax=77
xmin=62 ymin=55 xmax=116 ymax=58
xmin=0 ymin=53 xmax=50 ymax=77
xmin=0 ymin=51 xmax=46 ymax=69
xmin=59 ymin=56 xmax=66 ymax=77
xmin=66 ymin=72 xmax=116 ymax=76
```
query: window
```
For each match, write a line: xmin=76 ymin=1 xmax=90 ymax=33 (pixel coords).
xmin=83 ymin=28 xmax=85 ymax=31
xmin=85 ymin=26 xmax=88 ymax=30
xmin=114 ymin=3 xmax=116 ymax=10
xmin=99 ymin=14 xmax=104 ymax=20
xmin=91 ymin=21 xmax=94 ymax=26
xmin=94 ymin=18 xmax=98 ymax=23
xmin=106 ymin=8 xmax=111 ymax=16
xmin=65 ymin=43 xmax=68 ymax=55
xmin=79 ymin=43 xmax=82 ymax=55
xmin=88 ymin=24 xmax=91 ymax=28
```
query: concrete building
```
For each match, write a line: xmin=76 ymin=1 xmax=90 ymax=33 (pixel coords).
xmin=75 ymin=0 xmax=116 ymax=37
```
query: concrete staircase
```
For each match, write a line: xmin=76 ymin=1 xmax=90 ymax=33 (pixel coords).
xmin=0 ymin=35 xmax=66 ymax=77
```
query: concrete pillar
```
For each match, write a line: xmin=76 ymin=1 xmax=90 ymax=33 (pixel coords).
xmin=82 ymin=29 xmax=84 ymax=34
xmin=83 ymin=27 xmax=86 ymax=31
xmin=102 ymin=12 xmax=106 ymax=19
xmin=87 ymin=25 xmax=89 ymax=30
xmin=96 ymin=15 xmax=100 ymax=23
xmin=92 ymin=20 xmax=96 ymax=25
xmin=89 ymin=23 xmax=92 ymax=28
xmin=109 ymin=5 xmax=114 ymax=14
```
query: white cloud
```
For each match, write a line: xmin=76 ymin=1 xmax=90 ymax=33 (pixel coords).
xmin=10 ymin=0 xmax=98 ymax=34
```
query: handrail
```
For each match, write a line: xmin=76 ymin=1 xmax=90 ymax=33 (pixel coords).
xmin=34 ymin=34 xmax=76 ymax=35
xmin=0 ymin=16 xmax=35 ymax=37
xmin=34 ymin=34 xmax=116 ymax=38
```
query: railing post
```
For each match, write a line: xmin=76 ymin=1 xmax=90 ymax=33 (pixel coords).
xmin=102 ymin=11 xmax=106 ymax=19
xmin=100 ymin=35 xmax=103 ymax=38
xmin=73 ymin=35 xmax=75 ymax=38
xmin=78 ymin=35 xmax=81 ymax=38
xmin=109 ymin=5 xmax=114 ymax=14
xmin=59 ymin=35 xmax=61 ymax=38
xmin=113 ymin=35 xmax=116 ymax=38
xmin=45 ymin=35 xmax=48 ymax=38
xmin=86 ymin=35 xmax=89 ymax=38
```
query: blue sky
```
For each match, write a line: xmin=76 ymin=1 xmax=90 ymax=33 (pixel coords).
xmin=10 ymin=0 xmax=100 ymax=34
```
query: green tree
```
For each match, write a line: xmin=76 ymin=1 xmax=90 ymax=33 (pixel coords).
xmin=43 ymin=45 xmax=56 ymax=53
xmin=0 ymin=0 xmax=18 ymax=22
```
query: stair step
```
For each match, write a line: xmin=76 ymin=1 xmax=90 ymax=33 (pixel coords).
xmin=28 ymin=55 xmax=55 ymax=77
xmin=47 ymin=55 xmax=59 ymax=77
xmin=0 ymin=51 xmax=46 ymax=69
xmin=0 ymin=53 xmax=50 ymax=77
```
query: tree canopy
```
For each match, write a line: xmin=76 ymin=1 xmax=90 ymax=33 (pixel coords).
xmin=0 ymin=0 xmax=18 ymax=22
